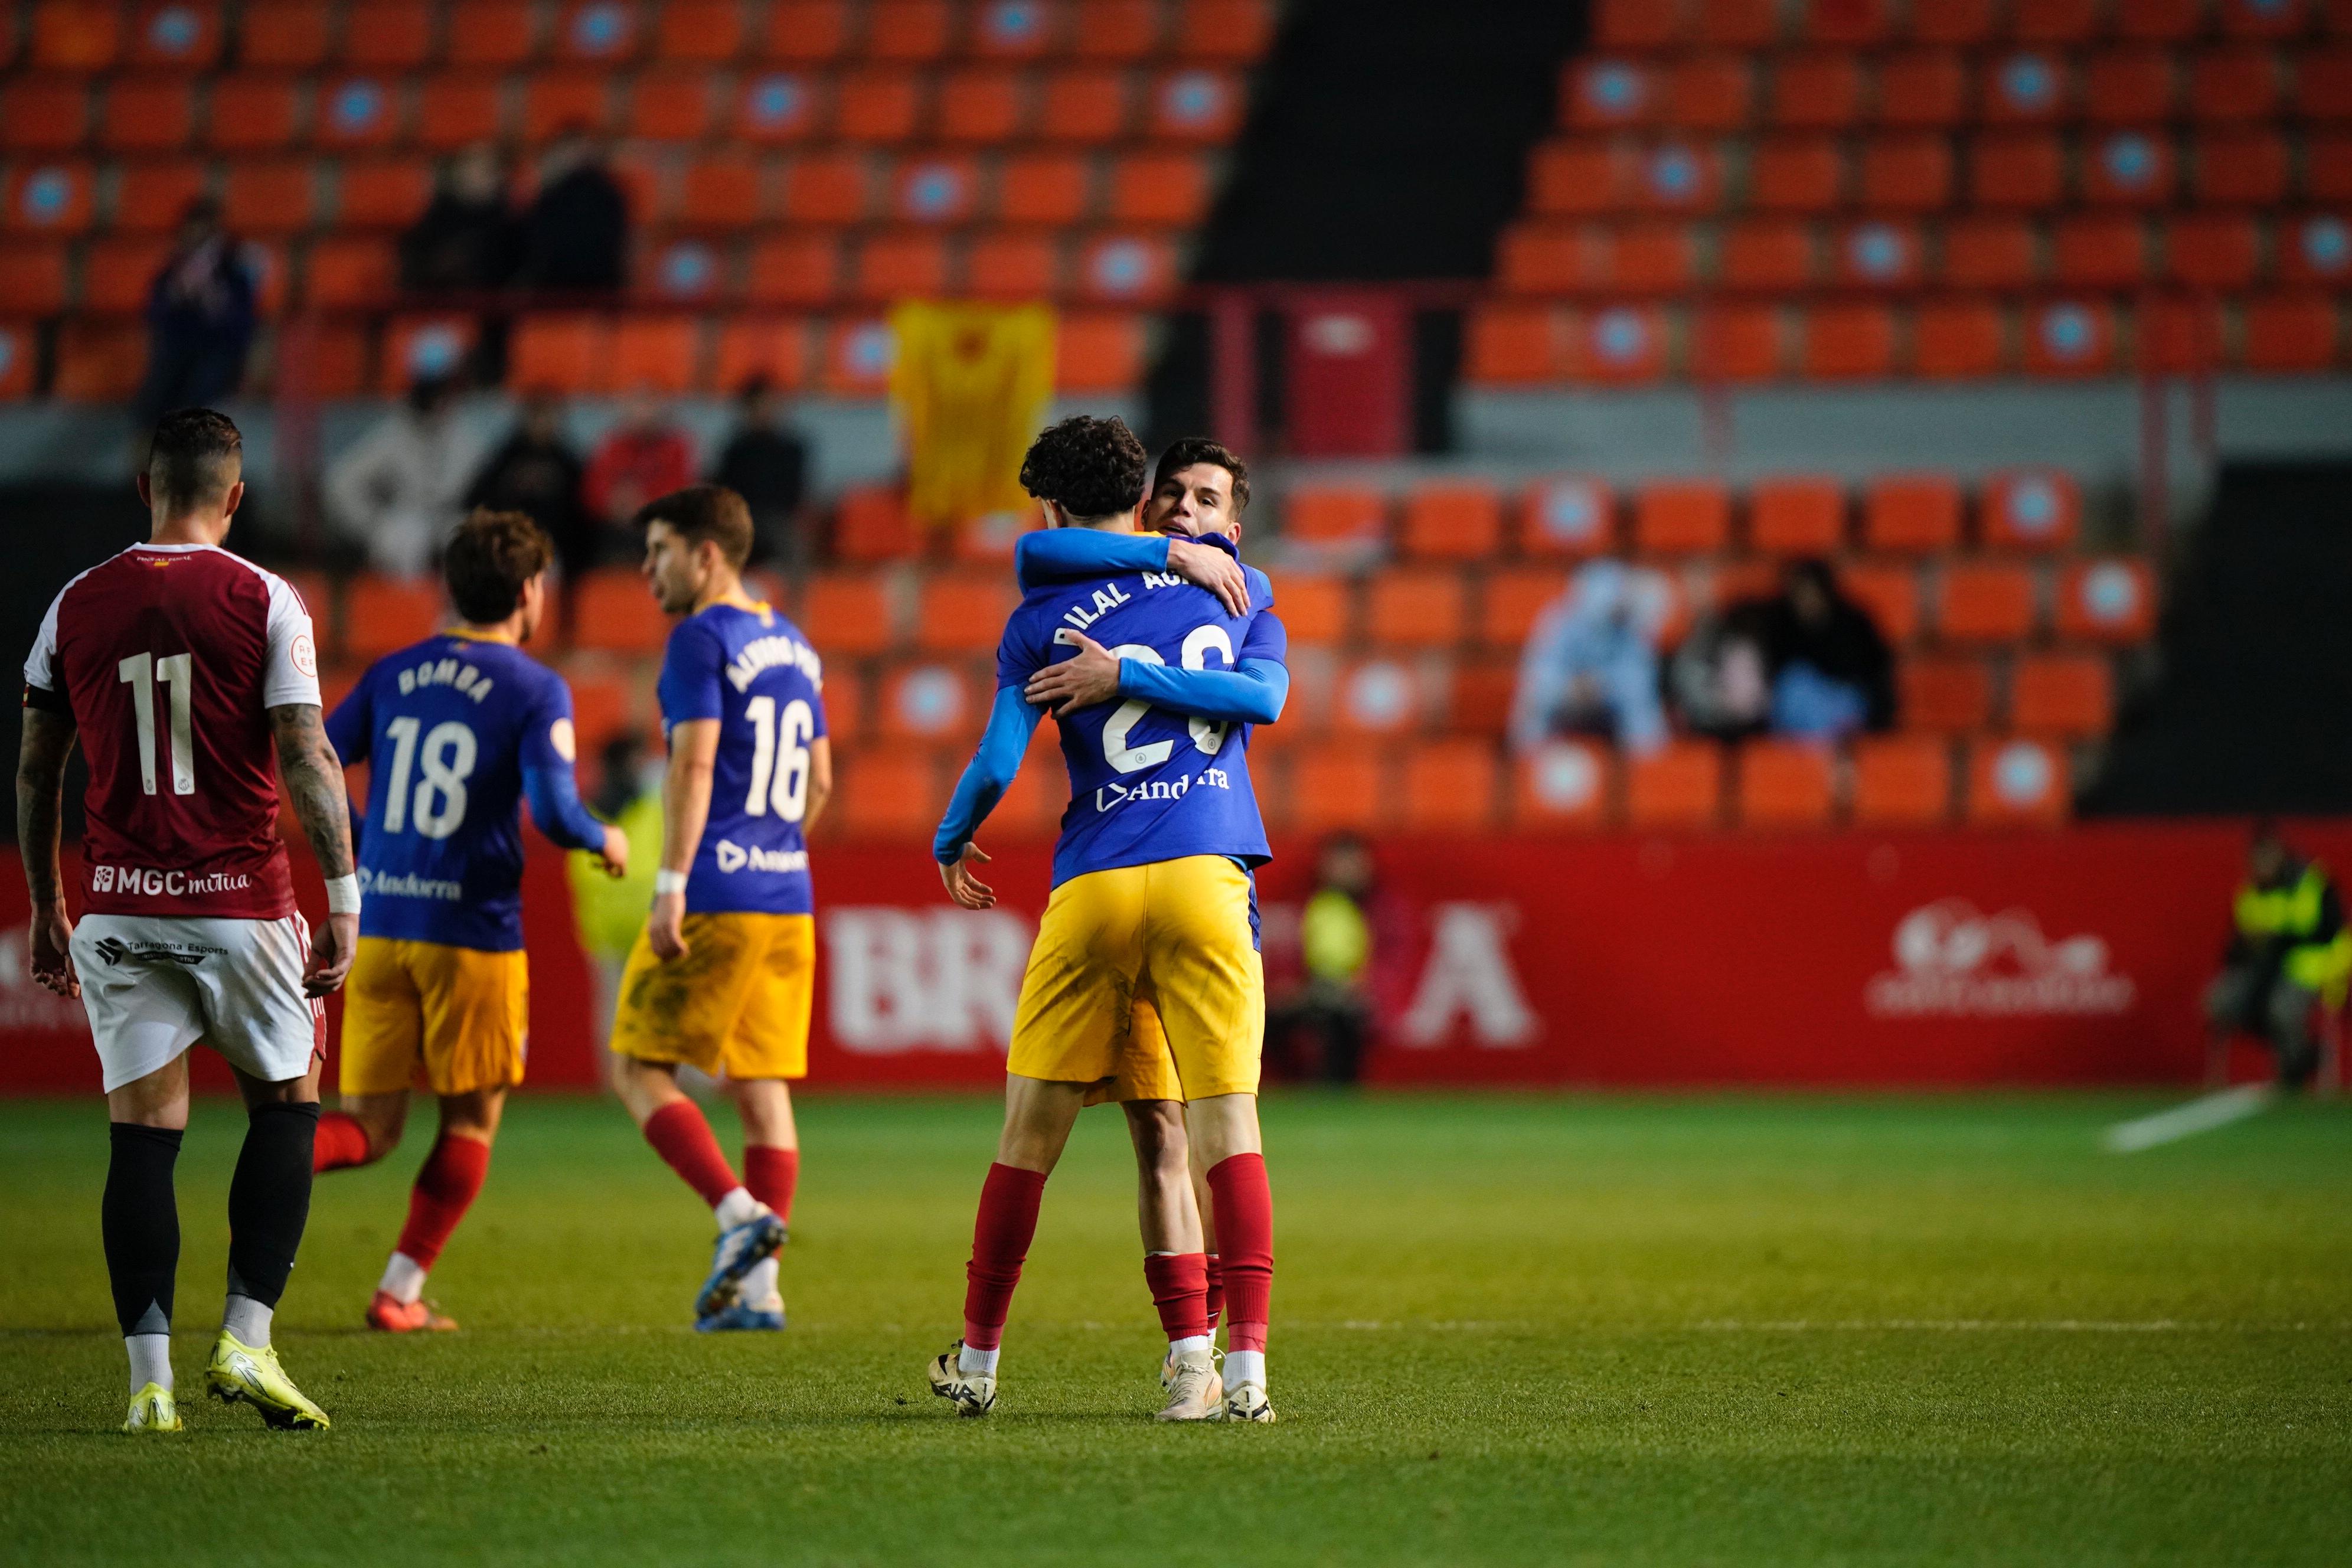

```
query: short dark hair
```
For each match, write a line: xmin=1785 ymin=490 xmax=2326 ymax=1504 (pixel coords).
xmin=146 ymin=407 xmax=242 ymax=508
xmin=637 ymin=484 xmax=753 ymax=570
xmin=1018 ymin=415 xmax=1148 ymax=520
xmin=1152 ymin=436 xmax=1250 ymax=512
xmin=444 ymin=509 xmax=552 ymax=623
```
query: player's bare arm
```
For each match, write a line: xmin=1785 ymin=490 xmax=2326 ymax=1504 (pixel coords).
xmin=594 ymin=822 xmax=631 ymax=877
xmin=649 ymin=717 xmax=719 ymax=959
xmin=16 ymin=706 xmax=81 ymax=999
xmin=802 ymin=736 xmax=834 ymax=836
xmin=270 ymin=700 xmax=360 ymax=996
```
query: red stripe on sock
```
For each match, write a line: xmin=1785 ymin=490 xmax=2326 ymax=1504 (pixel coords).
xmin=1143 ymin=1252 xmax=1210 ymax=1343
xmin=1204 ymin=1252 xmax=1224 ymax=1335
xmin=643 ymin=1100 xmax=740 ymax=1210
xmin=1207 ymin=1154 xmax=1273 ymax=1355
xmin=744 ymin=1145 xmax=799 ymax=1226
xmin=961 ymin=1162 xmax=1047 ymax=1352
xmin=393 ymin=1133 xmax=491 ymax=1270
xmin=312 ymin=1111 xmax=373 ymax=1173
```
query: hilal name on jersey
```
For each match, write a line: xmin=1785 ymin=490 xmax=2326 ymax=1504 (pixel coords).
xmin=1057 ymin=571 xmax=1190 ymax=636
xmin=1095 ymin=766 xmax=1233 ymax=813
xmin=724 ymin=633 xmax=822 ymax=694
xmin=396 ymin=655 xmax=497 ymax=703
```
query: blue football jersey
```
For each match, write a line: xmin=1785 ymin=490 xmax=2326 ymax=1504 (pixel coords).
xmin=997 ymin=563 xmax=1279 ymax=888
xmin=327 ymin=633 xmax=585 ymax=952
xmin=656 ymin=600 xmax=828 ymax=915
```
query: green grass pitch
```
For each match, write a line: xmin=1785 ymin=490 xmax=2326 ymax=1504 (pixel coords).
xmin=4 ymin=1090 xmax=2350 ymax=1565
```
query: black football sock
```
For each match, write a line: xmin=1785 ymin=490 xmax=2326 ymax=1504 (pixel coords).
xmin=104 ymin=1123 xmax=184 ymax=1340
xmin=224 ymin=1100 xmax=320 ymax=1339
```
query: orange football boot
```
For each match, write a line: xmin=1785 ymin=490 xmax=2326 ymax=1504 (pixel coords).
xmin=367 ymin=1292 xmax=458 ymax=1333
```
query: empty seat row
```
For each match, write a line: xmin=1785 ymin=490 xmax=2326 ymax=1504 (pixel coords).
xmin=18 ymin=1 xmax=1275 ymax=73
xmin=1564 ymin=45 xmax=2352 ymax=132
xmin=1525 ymin=129 xmax=2352 ymax=214
xmin=1465 ymin=292 xmax=2348 ymax=381
xmin=1494 ymin=211 xmax=2352 ymax=294
xmin=1592 ymin=0 xmax=2352 ymax=50
xmin=0 ymin=64 xmax=1247 ymax=153
xmin=0 ymin=148 xmax=1214 ymax=234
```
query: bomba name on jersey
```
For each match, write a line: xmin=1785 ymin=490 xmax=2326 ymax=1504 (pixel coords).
xmin=724 ymin=634 xmax=821 ymax=694
xmin=1094 ymin=766 xmax=1233 ymax=813
xmin=91 ymin=864 xmax=255 ymax=897
xmin=396 ymin=656 xmax=496 ymax=703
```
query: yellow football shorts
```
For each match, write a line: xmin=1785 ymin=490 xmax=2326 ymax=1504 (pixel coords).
xmin=1011 ymin=855 xmax=1263 ymax=1102
xmin=609 ymin=911 xmax=814 ymax=1080
xmin=1084 ymin=984 xmax=1184 ymax=1106
xmin=339 ymin=937 xmax=530 ymax=1098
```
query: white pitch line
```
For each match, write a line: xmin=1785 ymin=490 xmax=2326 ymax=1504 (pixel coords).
xmin=2102 ymin=1083 xmax=2276 ymax=1154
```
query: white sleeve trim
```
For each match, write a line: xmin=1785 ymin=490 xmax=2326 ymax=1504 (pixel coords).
xmin=22 ymin=583 xmax=67 ymax=694
xmin=259 ymin=570 xmax=323 ymax=710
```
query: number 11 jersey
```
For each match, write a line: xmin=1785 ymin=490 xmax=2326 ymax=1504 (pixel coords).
xmin=656 ymin=600 xmax=828 ymax=916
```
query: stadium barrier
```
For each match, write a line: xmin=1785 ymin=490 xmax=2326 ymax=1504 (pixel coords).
xmin=4 ymin=820 xmax=2346 ymax=1094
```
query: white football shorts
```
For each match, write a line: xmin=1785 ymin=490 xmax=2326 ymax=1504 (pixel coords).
xmin=71 ymin=913 xmax=325 ymax=1092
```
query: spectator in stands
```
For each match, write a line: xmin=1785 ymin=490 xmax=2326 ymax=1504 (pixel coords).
xmin=324 ymin=374 xmax=485 ymax=577
xmin=582 ymin=391 xmax=696 ymax=562
xmin=1268 ymin=834 xmax=1394 ymax=1087
xmin=1508 ymin=558 xmax=1673 ymax=756
xmin=398 ymin=142 xmax=520 ymax=294
xmin=711 ymin=377 xmax=810 ymax=570
xmin=1760 ymin=559 xmax=1896 ymax=740
xmin=467 ymin=391 xmax=590 ymax=577
xmin=571 ymin=733 xmax=664 ymax=1044
xmin=520 ymin=126 xmax=629 ymax=294
xmin=1669 ymin=574 xmax=1775 ymax=742
xmin=2206 ymin=824 xmax=2349 ymax=1092
xmin=133 ymin=197 xmax=257 ymax=426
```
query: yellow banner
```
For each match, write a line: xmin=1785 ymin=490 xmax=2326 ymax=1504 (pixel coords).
xmin=890 ymin=302 xmax=1057 ymax=527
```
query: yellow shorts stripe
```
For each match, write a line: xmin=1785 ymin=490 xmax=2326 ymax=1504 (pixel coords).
xmin=1010 ymin=856 xmax=1262 ymax=1103
xmin=339 ymin=937 xmax=530 ymax=1098
xmin=609 ymin=911 xmax=814 ymax=1080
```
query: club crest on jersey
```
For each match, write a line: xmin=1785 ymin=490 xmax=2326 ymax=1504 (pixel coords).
xmin=1059 ymin=581 xmax=1132 ymax=633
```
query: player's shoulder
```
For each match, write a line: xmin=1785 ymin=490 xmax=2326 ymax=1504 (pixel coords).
xmin=1242 ymin=563 xmax=1275 ymax=609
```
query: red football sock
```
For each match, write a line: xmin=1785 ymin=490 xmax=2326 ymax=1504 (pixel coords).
xmin=1204 ymin=1252 xmax=1224 ymax=1334
xmin=744 ymin=1145 xmax=799 ymax=1224
xmin=1143 ymin=1252 xmax=1210 ymax=1344
xmin=1206 ymin=1154 xmax=1273 ymax=1355
xmin=313 ymin=1110 xmax=373 ymax=1172
xmin=961 ymin=1162 xmax=1047 ymax=1352
xmin=643 ymin=1100 xmax=740 ymax=1210
xmin=393 ymin=1133 xmax=491 ymax=1271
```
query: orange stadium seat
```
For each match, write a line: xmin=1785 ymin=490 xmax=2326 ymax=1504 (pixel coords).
xmin=833 ymin=71 xmax=926 ymax=142
xmin=112 ymin=161 xmax=207 ymax=230
xmin=2306 ymin=133 xmax=2352 ymax=200
xmin=447 ymin=3 xmax=538 ymax=68
xmin=1519 ymin=476 xmax=1617 ymax=557
xmin=1479 ymin=568 xmax=1565 ymax=649
xmin=31 ymin=1 xmax=123 ymax=71
xmin=1563 ymin=303 xmax=1667 ymax=381
xmin=53 ymin=319 xmax=144 ymax=398
xmin=850 ymin=229 xmax=949 ymax=298
xmin=223 ymin=162 xmax=314 ymax=236
xmin=342 ymin=576 xmax=445 ymax=661
xmin=1912 ymin=0 xmax=1997 ymax=41
xmin=799 ymin=573 xmax=895 ymax=655
xmin=916 ymin=579 xmax=1017 ymax=655
xmin=734 ymin=70 xmax=822 ymax=142
xmin=968 ymin=231 xmax=1062 ymax=296
xmin=1980 ymin=51 xmax=2072 ymax=126
xmin=8 ymin=164 xmax=94 ymax=234
xmin=313 ymin=74 xmax=401 ymax=148
xmin=380 ymin=314 xmax=476 ymax=390
xmin=1664 ymin=57 xmax=1755 ymax=132
xmin=2192 ymin=128 xmax=2291 ymax=203
xmin=1832 ymin=218 xmax=1923 ymax=288
xmin=0 ymin=245 xmax=67 ymax=314
xmin=864 ymin=0 xmax=954 ymax=61
xmin=1526 ymin=141 xmax=1634 ymax=217
xmin=301 ymin=323 xmax=370 ymax=396
xmin=998 ymin=153 xmax=1092 ymax=224
xmin=819 ymin=317 xmax=897 ymax=395
xmin=1592 ymin=0 xmax=1681 ymax=48
xmin=1177 ymin=0 xmax=1275 ymax=61
xmin=2052 ymin=214 xmax=2151 ymax=287
xmin=1863 ymin=474 xmax=1962 ymax=553
xmin=99 ymin=80 xmax=192 ymax=155
xmin=831 ymin=750 xmax=942 ymax=842
xmin=2117 ymin=0 xmax=2204 ymax=40
xmin=1851 ymin=736 xmax=1952 ymax=824
xmin=1151 ymin=68 xmax=1246 ymax=142
xmin=1936 ymin=562 xmax=2039 ymax=644
xmin=2220 ymin=0 xmax=2314 ymax=36
xmin=1840 ymin=560 xmax=1920 ymax=642
xmin=2056 ymin=559 xmax=2156 ymax=643
xmin=1689 ymin=303 xmax=1787 ymax=380
xmin=1563 ymin=58 xmax=1657 ymax=133
xmin=2010 ymin=652 xmax=2113 ymax=737
xmin=2275 ymin=213 xmax=2352 ymax=285
xmin=2082 ymin=129 xmax=2175 ymax=206
xmin=2022 ymin=299 xmax=2115 ymax=376
xmin=610 ymin=316 xmax=701 ymax=393
xmin=1291 ymin=752 xmax=1386 ymax=835
xmin=1463 ymin=304 xmax=1559 ymax=383
xmin=1108 ymin=152 xmax=1211 ymax=227
xmin=2084 ymin=49 xmax=2177 ymax=123
xmin=832 ymin=485 xmax=916 ymax=561
xmin=1634 ymin=479 xmax=1731 ymax=554
xmin=1969 ymin=132 xmax=2065 ymax=208
xmin=972 ymin=0 xmax=1061 ymax=58
xmin=240 ymin=3 xmax=331 ymax=69
xmin=1898 ymin=654 xmax=1993 ymax=732
xmin=1965 ymin=736 xmax=2068 ymax=824
xmin=1054 ymin=312 xmax=1144 ymax=390
xmin=1626 ymin=741 xmax=1724 ymax=830
xmin=1038 ymin=70 xmax=1132 ymax=141
xmin=1400 ymin=484 xmax=1504 ymax=561
xmin=764 ymin=0 xmax=852 ymax=61
xmin=1874 ymin=51 xmax=1968 ymax=127
xmin=1698 ymin=0 xmax=1781 ymax=47
xmin=679 ymin=156 xmax=766 ymax=227
xmin=937 ymin=69 xmax=1028 ymax=143
xmin=2 ymin=81 xmax=87 ymax=152
xmin=628 ymin=72 xmax=716 ymax=140
xmin=1800 ymin=302 xmax=1897 ymax=378
xmin=568 ymin=568 xmax=671 ymax=654
xmin=1769 ymin=54 xmax=1863 ymax=130
xmin=783 ymin=151 xmax=872 ymax=223
xmin=1747 ymin=476 xmax=1845 ymax=555
xmin=1719 ymin=220 xmax=1818 ymax=291
xmin=2297 ymin=48 xmax=2352 ymax=119
xmin=556 ymin=0 xmax=641 ymax=63
xmin=87 ymin=238 xmax=175 ymax=315
xmin=0 ymin=321 xmax=38 ymax=398
xmin=1855 ymin=135 xmax=1950 ymax=210
xmin=1364 ymin=571 xmax=1468 ymax=650
xmin=1400 ymin=740 xmax=1501 ymax=832
xmin=2243 ymin=294 xmax=2343 ymax=371
xmin=747 ymin=233 xmax=843 ymax=305
xmin=1805 ymin=0 xmax=1894 ymax=45
xmin=208 ymin=76 xmax=303 ymax=151
xmin=415 ymin=77 xmax=507 ymax=151
xmin=508 ymin=315 xmax=606 ymax=391
xmin=2140 ymin=295 xmax=2227 ymax=374
xmin=1981 ymin=470 xmax=2079 ymax=551
xmin=525 ymin=73 xmax=616 ymax=141
xmin=1447 ymin=653 xmax=1517 ymax=734
xmin=658 ymin=1 xmax=746 ymax=62
xmin=1286 ymin=485 xmax=1389 ymax=547
xmin=1913 ymin=297 xmax=2010 ymax=377
xmin=710 ymin=317 xmax=809 ymax=391
xmin=338 ymin=4 xmax=432 ymax=67
xmin=1736 ymin=741 xmax=1835 ymax=828
xmin=1265 ymin=572 xmax=1349 ymax=645
xmin=1510 ymin=739 xmax=1614 ymax=830
xmin=2190 ymin=48 xmax=2284 ymax=121
xmin=304 ymin=236 xmax=395 ymax=308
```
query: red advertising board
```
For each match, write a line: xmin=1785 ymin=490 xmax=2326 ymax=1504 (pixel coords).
xmin=1 ymin=822 xmax=2344 ymax=1095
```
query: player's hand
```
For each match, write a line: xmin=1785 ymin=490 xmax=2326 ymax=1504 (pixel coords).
xmin=28 ymin=900 xmax=78 ymax=1000
xmin=595 ymin=824 xmax=629 ymax=878
xmin=1025 ymin=632 xmax=1122 ymax=716
xmin=1164 ymin=537 xmax=1249 ymax=618
xmin=304 ymin=912 xmax=359 ymax=997
xmin=648 ymin=891 xmax=691 ymax=960
xmin=940 ymin=842 xmax=995 ymax=909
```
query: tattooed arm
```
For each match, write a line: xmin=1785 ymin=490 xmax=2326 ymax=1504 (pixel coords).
xmin=17 ymin=707 xmax=80 ymax=998
xmin=270 ymin=701 xmax=359 ymax=996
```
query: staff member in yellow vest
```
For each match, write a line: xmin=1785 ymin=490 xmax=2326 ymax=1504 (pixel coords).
xmin=2205 ymin=822 xmax=2351 ymax=1089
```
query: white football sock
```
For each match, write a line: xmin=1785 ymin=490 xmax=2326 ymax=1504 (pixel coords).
xmin=221 ymin=1294 xmax=272 ymax=1349
xmin=126 ymin=1333 xmax=172 ymax=1393
xmin=739 ymin=1256 xmax=780 ymax=1306
xmin=958 ymin=1342 xmax=999 ymax=1377
xmin=378 ymin=1252 xmax=427 ymax=1305
xmin=1224 ymin=1349 xmax=1265 ymax=1389
xmin=714 ymin=1186 xmax=762 ymax=1231
xmin=1169 ymin=1334 xmax=1211 ymax=1357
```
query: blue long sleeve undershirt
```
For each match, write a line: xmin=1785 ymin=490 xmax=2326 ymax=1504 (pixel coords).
xmin=1014 ymin=528 xmax=1170 ymax=588
xmin=522 ymin=764 xmax=609 ymax=853
xmin=1116 ymin=656 xmax=1289 ymax=726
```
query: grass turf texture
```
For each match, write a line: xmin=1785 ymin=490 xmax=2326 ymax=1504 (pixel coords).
xmin=3 ymin=1092 xmax=2349 ymax=1566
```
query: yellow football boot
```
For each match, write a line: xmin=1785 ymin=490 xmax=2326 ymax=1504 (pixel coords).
xmin=122 ymin=1382 xmax=182 ymax=1434
xmin=205 ymin=1331 xmax=331 ymax=1431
